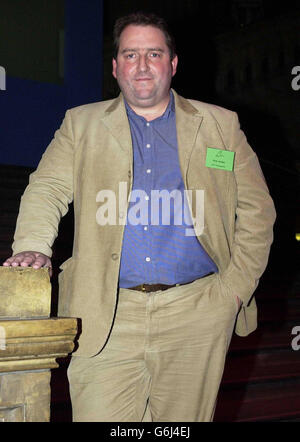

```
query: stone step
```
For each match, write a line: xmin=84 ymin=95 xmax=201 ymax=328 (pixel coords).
xmin=214 ymin=378 xmax=300 ymax=422
xmin=222 ymin=347 xmax=300 ymax=385
xmin=257 ymin=300 xmax=300 ymax=322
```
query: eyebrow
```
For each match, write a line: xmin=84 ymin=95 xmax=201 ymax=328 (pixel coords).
xmin=121 ymin=48 xmax=165 ymax=54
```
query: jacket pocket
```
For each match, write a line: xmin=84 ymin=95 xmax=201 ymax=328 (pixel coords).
xmin=217 ymin=273 xmax=240 ymax=315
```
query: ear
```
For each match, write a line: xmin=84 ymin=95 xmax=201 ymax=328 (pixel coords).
xmin=171 ymin=55 xmax=178 ymax=77
xmin=112 ymin=58 xmax=117 ymax=79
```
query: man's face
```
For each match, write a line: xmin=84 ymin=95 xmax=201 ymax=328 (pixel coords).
xmin=112 ymin=25 xmax=178 ymax=110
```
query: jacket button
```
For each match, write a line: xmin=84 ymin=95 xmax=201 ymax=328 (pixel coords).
xmin=111 ymin=253 xmax=119 ymax=261
xmin=128 ymin=171 xmax=132 ymax=178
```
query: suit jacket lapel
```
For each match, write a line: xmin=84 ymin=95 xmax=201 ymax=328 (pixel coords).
xmin=100 ymin=93 xmax=132 ymax=157
xmin=173 ymin=89 xmax=204 ymax=189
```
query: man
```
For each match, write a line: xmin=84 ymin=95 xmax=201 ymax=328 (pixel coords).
xmin=3 ymin=12 xmax=276 ymax=421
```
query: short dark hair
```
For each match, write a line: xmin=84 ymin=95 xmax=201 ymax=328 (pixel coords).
xmin=113 ymin=12 xmax=176 ymax=60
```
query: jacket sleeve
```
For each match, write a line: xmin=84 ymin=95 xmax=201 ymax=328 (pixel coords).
xmin=12 ymin=110 xmax=74 ymax=257
xmin=221 ymin=111 xmax=276 ymax=304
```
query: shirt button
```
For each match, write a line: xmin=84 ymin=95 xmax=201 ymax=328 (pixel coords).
xmin=144 ymin=226 xmax=148 ymax=231
xmin=146 ymin=123 xmax=150 ymax=127
xmin=145 ymin=195 xmax=149 ymax=201
xmin=111 ymin=253 xmax=119 ymax=261
xmin=146 ymin=144 xmax=151 ymax=148
xmin=145 ymin=257 xmax=151 ymax=262
xmin=146 ymin=169 xmax=151 ymax=174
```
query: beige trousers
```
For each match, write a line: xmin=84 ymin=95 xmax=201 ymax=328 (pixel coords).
xmin=67 ymin=273 xmax=238 ymax=422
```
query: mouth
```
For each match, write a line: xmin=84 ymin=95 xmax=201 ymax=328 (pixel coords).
xmin=135 ymin=77 xmax=153 ymax=81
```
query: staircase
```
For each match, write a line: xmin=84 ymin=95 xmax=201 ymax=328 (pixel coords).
xmin=0 ymin=163 xmax=299 ymax=422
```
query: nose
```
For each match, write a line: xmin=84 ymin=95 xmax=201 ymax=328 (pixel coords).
xmin=138 ymin=54 xmax=149 ymax=72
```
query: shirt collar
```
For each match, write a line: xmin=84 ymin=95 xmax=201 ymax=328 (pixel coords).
xmin=124 ymin=90 xmax=175 ymax=122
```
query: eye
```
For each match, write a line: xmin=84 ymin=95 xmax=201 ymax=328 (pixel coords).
xmin=149 ymin=52 xmax=161 ymax=58
xmin=125 ymin=53 xmax=136 ymax=59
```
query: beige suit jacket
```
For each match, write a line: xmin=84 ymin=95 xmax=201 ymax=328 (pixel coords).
xmin=12 ymin=90 xmax=276 ymax=357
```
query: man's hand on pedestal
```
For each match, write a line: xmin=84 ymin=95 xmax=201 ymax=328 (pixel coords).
xmin=2 ymin=252 xmax=52 ymax=277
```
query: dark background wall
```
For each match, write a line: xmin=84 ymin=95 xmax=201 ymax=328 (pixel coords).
xmin=0 ymin=0 xmax=103 ymax=167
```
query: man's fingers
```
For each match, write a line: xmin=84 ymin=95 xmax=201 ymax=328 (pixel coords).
xmin=3 ymin=254 xmax=26 ymax=266
xmin=32 ymin=255 xmax=49 ymax=268
xmin=236 ymin=296 xmax=242 ymax=308
xmin=20 ymin=254 xmax=38 ymax=267
xmin=3 ymin=253 xmax=34 ymax=267
xmin=2 ymin=252 xmax=51 ymax=271
xmin=2 ymin=257 xmax=14 ymax=266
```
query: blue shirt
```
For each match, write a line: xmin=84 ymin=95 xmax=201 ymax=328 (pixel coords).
xmin=119 ymin=92 xmax=217 ymax=288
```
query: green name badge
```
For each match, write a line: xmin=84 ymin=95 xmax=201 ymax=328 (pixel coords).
xmin=205 ymin=147 xmax=235 ymax=171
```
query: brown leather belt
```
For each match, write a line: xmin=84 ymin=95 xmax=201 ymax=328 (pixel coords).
xmin=127 ymin=280 xmax=193 ymax=293
xmin=127 ymin=273 xmax=214 ymax=293
xmin=127 ymin=283 xmax=178 ymax=293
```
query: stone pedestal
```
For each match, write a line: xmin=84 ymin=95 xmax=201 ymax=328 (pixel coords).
xmin=0 ymin=266 xmax=77 ymax=422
